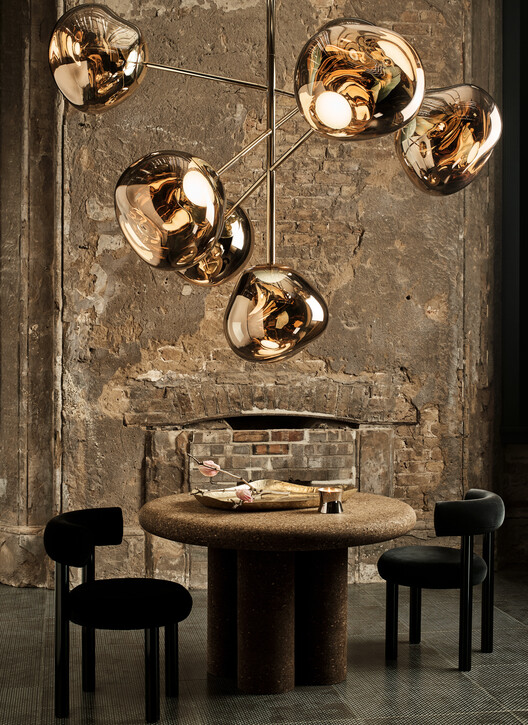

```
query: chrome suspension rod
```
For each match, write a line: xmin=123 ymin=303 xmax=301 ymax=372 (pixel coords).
xmin=266 ymin=0 xmax=276 ymax=264
xmin=144 ymin=61 xmax=295 ymax=98
xmin=225 ymin=129 xmax=314 ymax=219
xmin=217 ymin=108 xmax=298 ymax=176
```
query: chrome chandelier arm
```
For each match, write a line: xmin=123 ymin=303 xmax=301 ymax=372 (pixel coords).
xmin=217 ymin=108 xmax=298 ymax=176
xmin=225 ymin=129 xmax=314 ymax=218
xmin=144 ymin=61 xmax=295 ymax=98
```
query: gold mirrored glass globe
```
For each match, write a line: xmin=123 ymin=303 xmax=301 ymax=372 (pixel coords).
xmin=115 ymin=151 xmax=225 ymax=270
xmin=395 ymin=84 xmax=502 ymax=195
xmin=49 ymin=4 xmax=147 ymax=113
xmin=179 ymin=202 xmax=253 ymax=286
xmin=294 ymin=18 xmax=425 ymax=140
xmin=224 ymin=265 xmax=328 ymax=363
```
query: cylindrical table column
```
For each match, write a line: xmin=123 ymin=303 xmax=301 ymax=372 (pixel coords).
xmin=207 ymin=548 xmax=238 ymax=678
xmin=294 ymin=548 xmax=348 ymax=685
xmin=237 ymin=550 xmax=295 ymax=693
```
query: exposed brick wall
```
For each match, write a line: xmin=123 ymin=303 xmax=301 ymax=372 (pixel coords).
xmin=123 ymin=378 xmax=417 ymax=427
xmin=189 ymin=426 xmax=357 ymax=490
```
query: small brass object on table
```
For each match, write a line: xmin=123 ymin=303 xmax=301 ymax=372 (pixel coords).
xmin=318 ymin=487 xmax=344 ymax=514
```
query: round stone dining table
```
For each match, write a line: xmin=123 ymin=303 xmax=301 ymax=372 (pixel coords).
xmin=139 ymin=492 xmax=416 ymax=694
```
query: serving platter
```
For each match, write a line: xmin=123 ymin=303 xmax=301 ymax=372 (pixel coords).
xmin=192 ymin=479 xmax=357 ymax=511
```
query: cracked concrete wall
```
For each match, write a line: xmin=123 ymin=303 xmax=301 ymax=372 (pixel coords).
xmin=0 ymin=0 xmax=502 ymax=586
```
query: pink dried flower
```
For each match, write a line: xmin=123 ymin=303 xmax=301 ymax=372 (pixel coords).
xmin=235 ymin=484 xmax=253 ymax=503
xmin=198 ymin=460 xmax=221 ymax=477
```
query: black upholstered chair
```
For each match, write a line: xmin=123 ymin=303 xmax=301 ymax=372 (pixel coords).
xmin=44 ymin=507 xmax=193 ymax=723
xmin=377 ymin=488 xmax=505 ymax=671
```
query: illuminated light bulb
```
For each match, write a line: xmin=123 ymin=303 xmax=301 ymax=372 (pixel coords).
xmin=294 ymin=18 xmax=424 ymax=140
xmin=395 ymin=84 xmax=502 ymax=195
xmin=179 ymin=202 xmax=253 ymax=287
xmin=124 ymin=49 xmax=140 ymax=77
xmin=182 ymin=169 xmax=216 ymax=207
xmin=224 ymin=265 xmax=329 ymax=363
xmin=115 ymin=151 xmax=225 ymax=270
xmin=314 ymin=91 xmax=353 ymax=130
xmin=48 ymin=4 xmax=147 ymax=113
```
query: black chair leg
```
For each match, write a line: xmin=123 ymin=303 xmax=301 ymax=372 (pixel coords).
xmin=55 ymin=563 xmax=70 ymax=718
xmin=145 ymin=628 xmax=160 ymax=723
xmin=459 ymin=535 xmax=473 ymax=671
xmin=165 ymin=624 xmax=179 ymax=697
xmin=82 ymin=626 xmax=96 ymax=692
xmin=385 ymin=582 xmax=398 ymax=661
xmin=409 ymin=587 xmax=421 ymax=644
xmin=481 ymin=532 xmax=494 ymax=653
xmin=81 ymin=552 xmax=96 ymax=692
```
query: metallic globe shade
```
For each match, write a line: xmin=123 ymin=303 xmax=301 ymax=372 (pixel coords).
xmin=395 ymin=84 xmax=502 ymax=195
xmin=294 ymin=18 xmax=425 ymax=140
xmin=179 ymin=202 xmax=254 ymax=286
xmin=115 ymin=151 xmax=225 ymax=270
xmin=224 ymin=265 xmax=329 ymax=363
xmin=49 ymin=4 xmax=147 ymax=113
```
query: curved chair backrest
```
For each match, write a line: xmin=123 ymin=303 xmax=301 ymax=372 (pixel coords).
xmin=44 ymin=507 xmax=124 ymax=567
xmin=434 ymin=489 xmax=505 ymax=537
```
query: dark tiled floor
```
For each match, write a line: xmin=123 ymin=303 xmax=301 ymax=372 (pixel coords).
xmin=0 ymin=569 xmax=527 ymax=724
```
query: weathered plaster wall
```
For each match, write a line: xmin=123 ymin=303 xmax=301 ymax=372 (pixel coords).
xmin=0 ymin=0 xmax=60 ymax=586
xmin=0 ymin=0 xmax=503 ymax=587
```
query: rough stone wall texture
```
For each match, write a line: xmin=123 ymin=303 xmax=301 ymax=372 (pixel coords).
xmin=0 ymin=0 xmax=59 ymax=586
xmin=0 ymin=0 xmax=505 ymax=587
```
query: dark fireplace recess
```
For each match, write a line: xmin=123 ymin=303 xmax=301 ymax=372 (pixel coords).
xmin=222 ymin=415 xmax=359 ymax=430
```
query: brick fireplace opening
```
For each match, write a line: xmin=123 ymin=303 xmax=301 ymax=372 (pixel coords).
xmin=144 ymin=413 xmax=396 ymax=589
xmin=189 ymin=415 xmax=358 ymax=490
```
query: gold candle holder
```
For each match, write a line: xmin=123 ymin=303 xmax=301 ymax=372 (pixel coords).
xmin=318 ymin=487 xmax=343 ymax=514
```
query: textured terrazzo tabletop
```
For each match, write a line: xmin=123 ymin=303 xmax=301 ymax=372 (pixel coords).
xmin=139 ymin=492 xmax=416 ymax=551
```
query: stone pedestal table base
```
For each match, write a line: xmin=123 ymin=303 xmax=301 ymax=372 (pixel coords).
xmin=207 ymin=547 xmax=348 ymax=693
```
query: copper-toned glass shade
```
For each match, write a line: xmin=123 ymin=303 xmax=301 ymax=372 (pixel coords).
xmin=395 ymin=84 xmax=502 ymax=195
xmin=115 ymin=151 xmax=225 ymax=270
xmin=179 ymin=202 xmax=253 ymax=286
xmin=294 ymin=18 xmax=425 ymax=140
xmin=49 ymin=4 xmax=147 ymax=113
xmin=224 ymin=265 xmax=328 ymax=362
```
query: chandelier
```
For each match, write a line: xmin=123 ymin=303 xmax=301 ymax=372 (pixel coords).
xmin=48 ymin=3 xmax=502 ymax=363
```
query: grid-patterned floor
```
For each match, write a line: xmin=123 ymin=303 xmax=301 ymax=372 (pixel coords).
xmin=1 ymin=569 xmax=527 ymax=724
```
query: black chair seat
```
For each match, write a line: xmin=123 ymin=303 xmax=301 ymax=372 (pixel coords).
xmin=69 ymin=578 xmax=193 ymax=630
xmin=378 ymin=546 xmax=487 ymax=589
xmin=376 ymin=489 xmax=505 ymax=672
xmin=45 ymin=507 xmax=193 ymax=722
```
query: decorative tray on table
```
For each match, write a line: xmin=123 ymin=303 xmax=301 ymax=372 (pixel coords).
xmin=192 ymin=480 xmax=357 ymax=511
